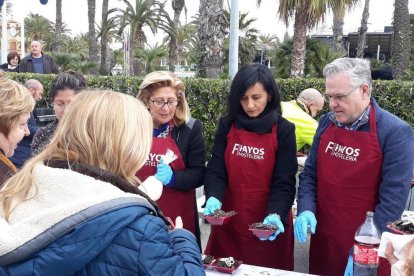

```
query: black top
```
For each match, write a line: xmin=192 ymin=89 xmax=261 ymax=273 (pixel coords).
xmin=170 ymin=119 xmax=206 ymax=190
xmin=204 ymin=115 xmax=297 ymax=223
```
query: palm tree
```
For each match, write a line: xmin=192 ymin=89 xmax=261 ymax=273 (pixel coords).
xmin=163 ymin=22 xmax=197 ymax=66
xmin=356 ymin=0 xmax=370 ymax=58
xmin=196 ymin=0 xmax=226 ymax=78
xmin=223 ymin=10 xmax=260 ymax=66
xmin=61 ymin=35 xmax=89 ymax=59
xmin=99 ymin=0 xmax=111 ymax=75
xmin=52 ymin=0 xmax=62 ymax=52
xmin=24 ymin=13 xmax=54 ymax=42
xmin=87 ymin=0 xmax=99 ymax=74
xmin=331 ymin=0 xmax=360 ymax=52
xmin=168 ymin=0 xmax=185 ymax=71
xmin=391 ymin=0 xmax=411 ymax=79
xmin=135 ymin=43 xmax=168 ymax=73
xmin=108 ymin=0 xmax=171 ymax=76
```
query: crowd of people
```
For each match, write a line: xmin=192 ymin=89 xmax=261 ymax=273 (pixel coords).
xmin=0 ymin=55 xmax=413 ymax=275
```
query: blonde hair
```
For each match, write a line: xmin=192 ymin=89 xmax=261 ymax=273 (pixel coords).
xmin=0 ymin=73 xmax=35 ymax=137
xmin=402 ymin=239 xmax=414 ymax=275
xmin=137 ymin=71 xmax=190 ymax=126
xmin=0 ymin=90 xmax=153 ymax=220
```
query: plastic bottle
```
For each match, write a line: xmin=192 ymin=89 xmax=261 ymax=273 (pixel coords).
xmin=353 ymin=211 xmax=381 ymax=276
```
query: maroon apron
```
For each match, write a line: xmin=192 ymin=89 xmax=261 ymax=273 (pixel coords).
xmin=205 ymin=124 xmax=294 ymax=270
xmin=136 ymin=123 xmax=196 ymax=235
xmin=310 ymin=105 xmax=390 ymax=276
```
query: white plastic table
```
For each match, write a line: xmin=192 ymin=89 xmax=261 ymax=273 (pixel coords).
xmin=205 ymin=264 xmax=316 ymax=275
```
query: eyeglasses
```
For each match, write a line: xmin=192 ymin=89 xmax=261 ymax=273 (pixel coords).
xmin=149 ymin=98 xmax=179 ymax=108
xmin=324 ymin=87 xmax=359 ymax=102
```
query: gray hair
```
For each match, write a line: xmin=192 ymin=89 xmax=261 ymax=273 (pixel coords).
xmin=323 ymin=58 xmax=372 ymax=93
xmin=298 ymin=88 xmax=323 ymax=103
xmin=24 ymin=79 xmax=43 ymax=90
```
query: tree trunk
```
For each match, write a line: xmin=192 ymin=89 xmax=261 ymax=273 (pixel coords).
xmin=356 ymin=0 xmax=370 ymax=58
xmin=53 ymin=0 xmax=62 ymax=52
xmin=87 ymin=0 xmax=99 ymax=74
xmin=332 ymin=8 xmax=345 ymax=52
xmin=99 ymin=0 xmax=110 ymax=75
xmin=392 ymin=0 xmax=410 ymax=79
xmin=168 ymin=0 xmax=185 ymax=71
xmin=197 ymin=0 xmax=226 ymax=78
xmin=290 ymin=4 xmax=308 ymax=78
xmin=131 ymin=27 xmax=146 ymax=76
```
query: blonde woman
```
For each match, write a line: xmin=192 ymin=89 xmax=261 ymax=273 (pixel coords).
xmin=0 ymin=73 xmax=35 ymax=185
xmin=136 ymin=71 xmax=206 ymax=248
xmin=0 ymin=91 xmax=204 ymax=275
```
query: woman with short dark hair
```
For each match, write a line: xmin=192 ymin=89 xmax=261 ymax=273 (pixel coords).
xmin=203 ymin=63 xmax=297 ymax=269
xmin=0 ymin=52 xmax=20 ymax=72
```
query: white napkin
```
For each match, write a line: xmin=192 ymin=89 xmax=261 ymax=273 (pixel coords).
xmin=378 ymin=232 xmax=414 ymax=259
xmin=162 ymin=149 xmax=178 ymax=165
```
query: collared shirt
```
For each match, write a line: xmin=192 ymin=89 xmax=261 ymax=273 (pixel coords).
xmin=329 ymin=106 xmax=370 ymax=130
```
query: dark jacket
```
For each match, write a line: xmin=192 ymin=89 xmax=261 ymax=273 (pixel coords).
xmin=31 ymin=120 xmax=58 ymax=155
xmin=0 ymin=162 xmax=205 ymax=275
xmin=298 ymin=99 xmax=414 ymax=233
xmin=18 ymin=53 xmax=59 ymax=74
xmin=0 ymin=63 xmax=18 ymax=72
xmin=204 ymin=115 xmax=297 ymax=224
xmin=170 ymin=119 xmax=206 ymax=191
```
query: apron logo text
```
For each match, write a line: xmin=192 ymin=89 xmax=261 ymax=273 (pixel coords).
xmin=231 ymin=143 xmax=265 ymax=160
xmin=325 ymin=141 xmax=360 ymax=162
xmin=144 ymin=153 xmax=163 ymax=167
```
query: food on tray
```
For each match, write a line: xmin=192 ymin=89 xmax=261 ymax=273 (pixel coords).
xmin=249 ymin=222 xmax=278 ymax=231
xmin=201 ymin=254 xmax=215 ymax=265
xmin=216 ymin=257 xmax=242 ymax=269
xmin=208 ymin=209 xmax=237 ymax=218
xmin=388 ymin=212 xmax=414 ymax=234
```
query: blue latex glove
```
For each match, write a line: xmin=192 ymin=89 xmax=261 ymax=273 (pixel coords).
xmin=344 ymin=255 xmax=353 ymax=276
xmin=294 ymin=210 xmax=317 ymax=243
xmin=154 ymin=160 xmax=173 ymax=185
xmin=204 ymin=197 xmax=221 ymax=215
xmin=260 ymin=214 xmax=285 ymax=241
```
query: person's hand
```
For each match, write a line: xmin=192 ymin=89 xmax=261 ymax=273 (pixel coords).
xmin=384 ymin=241 xmax=398 ymax=265
xmin=154 ymin=160 xmax=173 ymax=185
xmin=344 ymin=255 xmax=353 ymax=276
xmin=204 ymin=197 xmax=221 ymax=215
xmin=294 ymin=210 xmax=317 ymax=243
xmin=175 ymin=216 xmax=183 ymax=229
xmin=260 ymin=214 xmax=284 ymax=241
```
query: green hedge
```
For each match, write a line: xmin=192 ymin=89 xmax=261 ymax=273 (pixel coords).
xmin=8 ymin=73 xmax=414 ymax=156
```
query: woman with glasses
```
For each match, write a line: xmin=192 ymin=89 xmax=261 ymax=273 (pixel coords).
xmin=31 ymin=71 xmax=86 ymax=155
xmin=136 ymin=71 xmax=206 ymax=248
xmin=203 ymin=63 xmax=297 ymax=269
xmin=0 ymin=73 xmax=34 ymax=185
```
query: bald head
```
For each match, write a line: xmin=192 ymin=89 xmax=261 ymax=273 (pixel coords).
xmin=24 ymin=79 xmax=44 ymax=102
xmin=30 ymin=41 xmax=43 ymax=58
xmin=298 ymin=88 xmax=324 ymax=118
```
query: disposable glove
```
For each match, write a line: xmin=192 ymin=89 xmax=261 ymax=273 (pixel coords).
xmin=154 ymin=160 xmax=173 ymax=185
xmin=344 ymin=255 xmax=353 ymax=276
xmin=260 ymin=213 xmax=285 ymax=241
xmin=294 ymin=210 xmax=317 ymax=243
xmin=204 ymin=197 xmax=221 ymax=215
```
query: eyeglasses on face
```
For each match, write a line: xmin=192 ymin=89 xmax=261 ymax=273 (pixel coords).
xmin=324 ymin=86 xmax=359 ymax=102
xmin=149 ymin=98 xmax=179 ymax=108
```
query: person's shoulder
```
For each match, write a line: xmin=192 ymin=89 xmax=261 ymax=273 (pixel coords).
xmin=277 ymin=115 xmax=295 ymax=130
xmin=0 ymin=63 xmax=7 ymax=69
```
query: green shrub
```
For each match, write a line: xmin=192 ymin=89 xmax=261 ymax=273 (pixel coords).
xmin=8 ymin=73 xmax=414 ymax=157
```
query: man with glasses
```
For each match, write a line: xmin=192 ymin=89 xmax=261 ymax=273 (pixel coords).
xmin=294 ymin=58 xmax=414 ymax=276
xmin=9 ymin=79 xmax=44 ymax=168
xmin=281 ymin=88 xmax=324 ymax=150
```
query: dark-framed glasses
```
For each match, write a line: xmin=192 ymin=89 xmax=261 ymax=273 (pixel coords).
xmin=324 ymin=86 xmax=359 ymax=102
xmin=150 ymin=98 xmax=179 ymax=108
